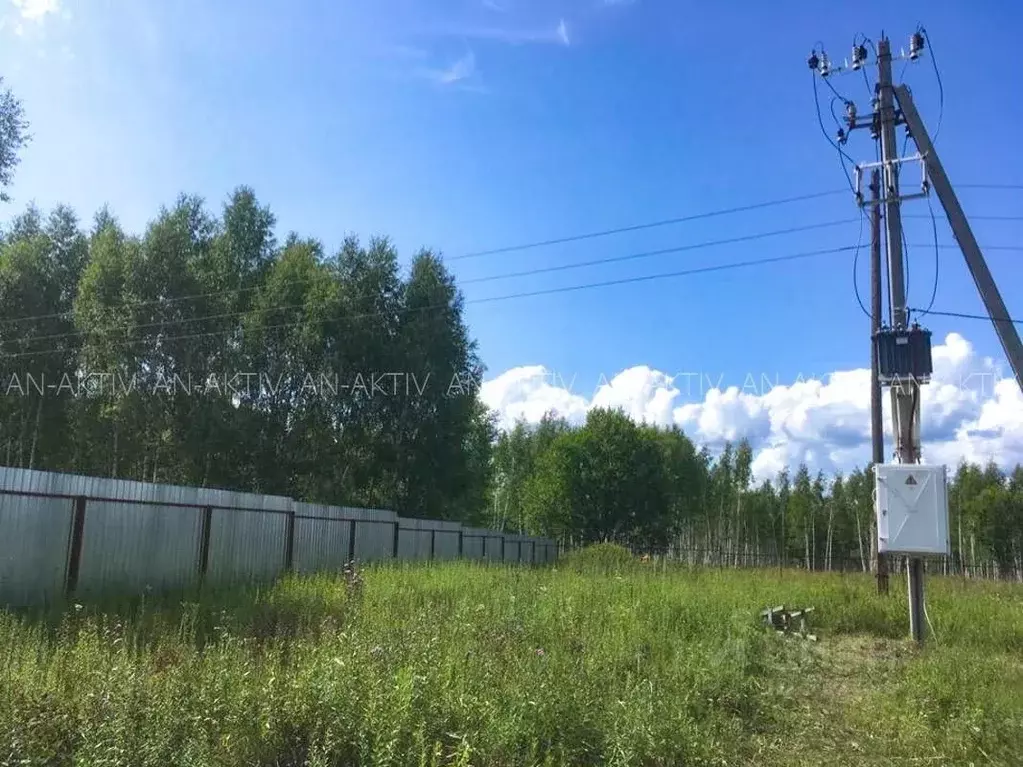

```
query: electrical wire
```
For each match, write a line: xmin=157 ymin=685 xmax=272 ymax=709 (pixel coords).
xmin=812 ymin=73 xmax=857 ymax=195
xmin=819 ymin=70 xmax=848 ymax=105
xmin=923 ymin=599 xmax=939 ymax=644
xmin=900 ymin=31 xmax=994 ymax=327
xmin=913 ymin=195 xmax=941 ymax=320
xmin=930 ymin=243 xmax=1023 ymax=251
xmin=460 ymin=218 xmax=859 ymax=286
xmin=829 ymin=96 xmax=844 ymax=132
xmin=958 ymin=183 xmax=1023 ymax=190
xmin=3 ymin=218 xmax=862 ymax=348
xmin=0 ymin=188 xmax=850 ymax=330
xmin=910 ymin=308 xmax=1023 ymax=325
xmin=920 ymin=26 xmax=944 ymax=144
xmin=450 ymin=189 xmax=846 ymax=260
xmin=901 ymin=225 xmax=911 ymax=307
xmin=904 ymin=213 xmax=1023 ymax=221
xmin=0 ymin=245 xmax=858 ymax=361
xmin=25 ymin=227 xmax=1004 ymax=352
xmin=1 ymin=193 xmax=1019 ymax=332
xmin=851 ymin=209 xmax=870 ymax=318
xmin=854 ymin=33 xmax=877 ymax=99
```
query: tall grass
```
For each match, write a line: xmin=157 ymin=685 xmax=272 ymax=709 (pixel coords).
xmin=2 ymin=555 xmax=1021 ymax=766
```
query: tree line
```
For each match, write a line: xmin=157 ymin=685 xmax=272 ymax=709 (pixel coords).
xmin=493 ymin=411 xmax=1023 ymax=579
xmin=0 ymin=192 xmax=494 ymax=523
xmin=2 ymin=78 xmax=1021 ymax=579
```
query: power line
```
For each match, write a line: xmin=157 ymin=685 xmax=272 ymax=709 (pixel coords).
xmin=4 ymin=219 xmax=859 ymax=347
xmin=469 ymin=246 xmax=854 ymax=305
xmin=0 ymin=278 xmax=270 ymax=329
xmin=0 ymin=245 xmax=856 ymax=361
xmin=0 ymin=189 xmax=852 ymax=329
xmin=1 ymin=189 xmax=1019 ymax=332
xmin=932 ymin=243 xmax=1023 ymax=251
xmin=450 ymin=189 xmax=848 ymax=260
xmin=913 ymin=308 xmax=1022 ymax=326
xmin=461 ymin=218 xmax=859 ymax=285
xmin=903 ymin=213 xmax=1023 ymax=221
xmin=6 ymin=229 xmax=1015 ymax=352
xmin=957 ymin=183 xmax=1023 ymax=190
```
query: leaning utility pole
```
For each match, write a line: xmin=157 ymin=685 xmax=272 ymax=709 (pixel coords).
xmin=869 ymin=170 xmax=889 ymax=594
xmin=894 ymin=85 xmax=1023 ymax=392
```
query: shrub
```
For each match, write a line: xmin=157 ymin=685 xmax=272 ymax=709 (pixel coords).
xmin=560 ymin=542 xmax=637 ymax=574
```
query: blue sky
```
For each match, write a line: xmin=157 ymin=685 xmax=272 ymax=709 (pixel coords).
xmin=2 ymin=0 xmax=1022 ymax=474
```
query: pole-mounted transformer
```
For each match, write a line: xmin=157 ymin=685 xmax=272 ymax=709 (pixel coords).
xmin=874 ymin=323 xmax=934 ymax=387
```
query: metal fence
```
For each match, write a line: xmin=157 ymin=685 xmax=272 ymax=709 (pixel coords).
xmin=0 ymin=467 xmax=558 ymax=607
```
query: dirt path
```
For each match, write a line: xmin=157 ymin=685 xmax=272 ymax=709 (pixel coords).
xmin=746 ymin=635 xmax=960 ymax=766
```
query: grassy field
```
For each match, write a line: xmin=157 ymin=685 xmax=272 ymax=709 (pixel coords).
xmin=2 ymin=548 xmax=1022 ymax=766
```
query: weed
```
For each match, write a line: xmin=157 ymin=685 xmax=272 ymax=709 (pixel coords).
xmin=0 ymin=562 xmax=1020 ymax=765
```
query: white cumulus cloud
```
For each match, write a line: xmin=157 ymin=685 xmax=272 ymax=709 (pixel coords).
xmin=481 ymin=333 xmax=1023 ymax=482
xmin=11 ymin=0 xmax=59 ymax=21
xmin=480 ymin=365 xmax=589 ymax=430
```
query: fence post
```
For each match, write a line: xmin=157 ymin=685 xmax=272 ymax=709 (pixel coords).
xmin=482 ymin=536 xmax=487 ymax=560
xmin=457 ymin=529 xmax=464 ymax=559
xmin=430 ymin=529 xmax=436 ymax=561
xmin=197 ymin=505 xmax=214 ymax=586
xmin=65 ymin=495 xmax=88 ymax=597
xmin=284 ymin=508 xmax=296 ymax=572
xmin=392 ymin=521 xmax=400 ymax=559
xmin=348 ymin=519 xmax=357 ymax=563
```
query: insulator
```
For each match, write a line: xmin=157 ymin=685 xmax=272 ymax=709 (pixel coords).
xmin=836 ymin=127 xmax=847 ymax=145
xmin=808 ymin=51 xmax=820 ymax=70
xmin=851 ymin=44 xmax=867 ymax=70
xmin=846 ymin=101 xmax=858 ymax=122
xmin=819 ymin=52 xmax=831 ymax=77
xmin=909 ymin=32 xmax=924 ymax=60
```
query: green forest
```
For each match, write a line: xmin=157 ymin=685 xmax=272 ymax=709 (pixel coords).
xmin=1 ymin=79 xmax=1021 ymax=578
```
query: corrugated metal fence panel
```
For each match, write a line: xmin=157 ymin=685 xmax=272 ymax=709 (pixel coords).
xmin=533 ymin=541 xmax=546 ymax=564
xmin=461 ymin=535 xmax=484 ymax=559
xmin=207 ymin=507 xmax=288 ymax=584
xmin=291 ymin=503 xmax=351 ymax=574
xmin=396 ymin=526 xmax=431 ymax=561
xmin=537 ymin=542 xmax=552 ymax=564
xmin=460 ymin=527 xmax=489 ymax=561
xmin=397 ymin=518 xmax=461 ymax=561
xmin=503 ymin=535 xmax=521 ymax=563
xmin=78 ymin=500 xmax=203 ymax=597
xmin=348 ymin=507 xmax=397 ymax=561
xmin=434 ymin=530 xmax=461 ymax=559
xmin=520 ymin=539 xmax=535 ymax=565
xmin=484 ymin=535 xmax=504 ymax=562
xmin=0 ymin=467 xmax=559 ymax=606
xmin=0 ymin=490 xmax=73 ymax=606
